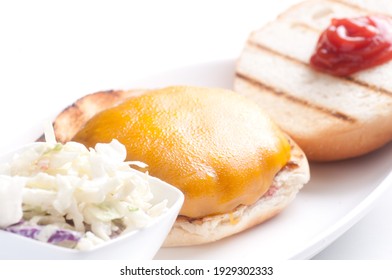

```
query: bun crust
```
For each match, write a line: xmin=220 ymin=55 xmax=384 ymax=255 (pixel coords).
xmin=49 ymin=88 xmax=309 ymax=246
xmin=234 ymin=0 xmax=392 ymax=161
xmin=43 ymin=89 xmax=145 ymax=143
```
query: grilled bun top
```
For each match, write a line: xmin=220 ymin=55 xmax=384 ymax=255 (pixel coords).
xmin=234 ymin=0 xmax=392 ymax=161
xmin=72 ymin=86 xmax=291 ymax=218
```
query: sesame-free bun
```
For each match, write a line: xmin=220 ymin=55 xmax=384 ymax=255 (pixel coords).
xmin=49 ymin=86 xmax=310 ymax=246
xmin=234 ymin=0 xmax=392 ymax=161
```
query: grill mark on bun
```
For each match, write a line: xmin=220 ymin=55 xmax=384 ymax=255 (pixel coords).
xmin=284 ymin=161 xmax=300 ymax=170
xmin=345 ymin=76 xmax=392 ymax=97
xmin=247 ymin=40 xmax=305 ymax=67
xmin=248 ymin=40 xmax=392 ymax=98
xmin=42 ymin=89 xmax=145 ymax=144
xmin=288 ymin=22 xmax=320 ymax=33
xmin=236 ymin=72 xmax=356 ymax=123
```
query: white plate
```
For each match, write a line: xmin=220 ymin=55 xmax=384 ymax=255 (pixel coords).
xmin=128 ymin=59 xmax=392 ymax=260
xmin=3 ymin=59 xmax=392 ymax=260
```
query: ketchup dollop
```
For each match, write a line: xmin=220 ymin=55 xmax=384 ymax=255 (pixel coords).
xmin=310 ymin=16 xmax=392 ymax=76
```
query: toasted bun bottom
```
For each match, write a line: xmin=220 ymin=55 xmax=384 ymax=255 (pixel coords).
xmin=48 ymin=89 xmax=310 ymax=247
xmin=163 ymin=137 xmax=309 ymax=247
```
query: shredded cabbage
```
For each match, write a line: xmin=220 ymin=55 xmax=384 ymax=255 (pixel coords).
xmin=0 ymin=128 xmax=168 ymax=250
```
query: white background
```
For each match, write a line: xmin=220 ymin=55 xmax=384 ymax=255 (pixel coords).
xmin=0 ymin=0 xmax=391 ymax=259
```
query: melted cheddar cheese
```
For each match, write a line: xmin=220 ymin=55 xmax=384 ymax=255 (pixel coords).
xmin=72 ymin=86 xmax=291 ymax=218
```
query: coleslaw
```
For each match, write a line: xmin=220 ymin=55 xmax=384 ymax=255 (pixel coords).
xmin=0 ymin=126 xmax=168 ymax=250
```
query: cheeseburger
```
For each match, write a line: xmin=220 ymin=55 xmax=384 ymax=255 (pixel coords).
xmin=51 ymin=86 xmax=310 ymax=246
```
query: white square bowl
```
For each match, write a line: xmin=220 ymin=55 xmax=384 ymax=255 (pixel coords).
xmin=0 ymin=145 xmax=184 ymax=260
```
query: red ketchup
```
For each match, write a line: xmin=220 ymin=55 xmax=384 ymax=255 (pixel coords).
xmin=310 ymin=16 xmax=392 ymax=76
